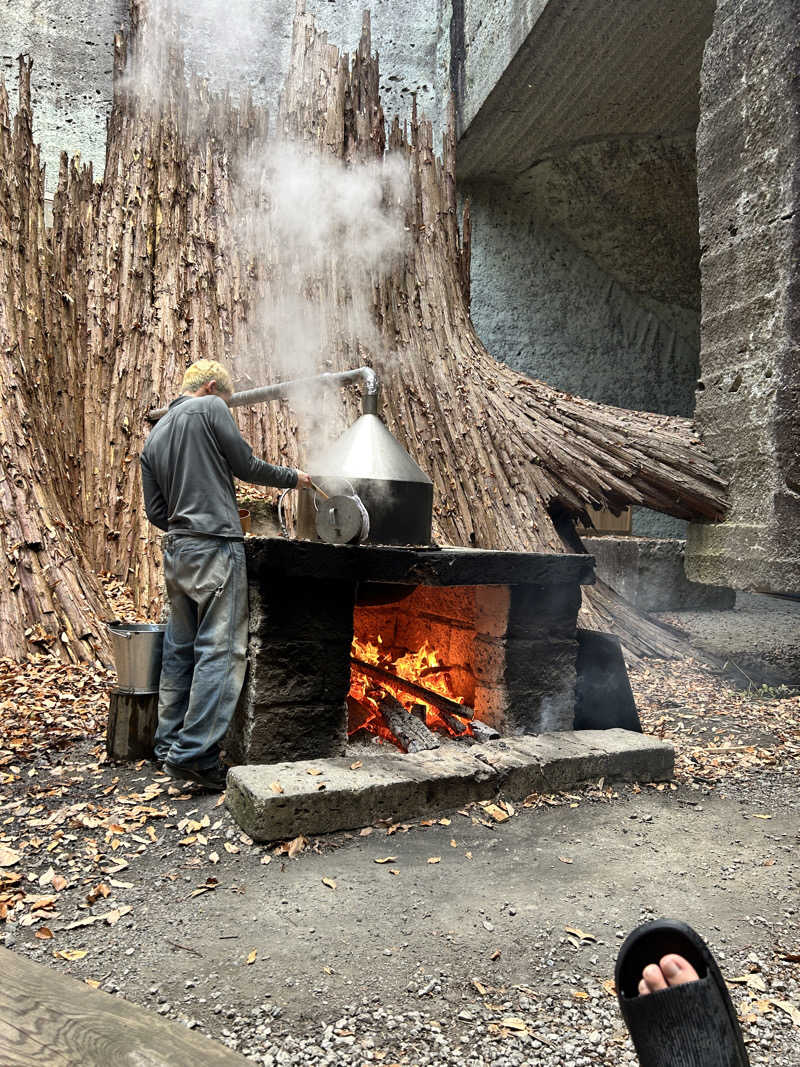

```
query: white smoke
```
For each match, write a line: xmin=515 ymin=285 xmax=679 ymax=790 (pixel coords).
xmin=237 ymin=141 xmax=410 ymax=386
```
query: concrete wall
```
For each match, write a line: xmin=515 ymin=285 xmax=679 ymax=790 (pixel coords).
xmin=2 ymin=0 xmax=447 ymax=196
xmin=2 ymin=0 xmax=127 ymax=190
xmin=686 ymin=0 xmax=800 ymax=593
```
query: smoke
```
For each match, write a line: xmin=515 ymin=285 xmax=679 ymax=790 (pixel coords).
xmin=236 ymin=141 xmax=409 ymax=382
xmin=124 ymin=0 xmax=411 ymax=455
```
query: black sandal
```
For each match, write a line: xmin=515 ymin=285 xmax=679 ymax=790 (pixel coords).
xmin=615 ymin=919 xmax=750 ymax=1067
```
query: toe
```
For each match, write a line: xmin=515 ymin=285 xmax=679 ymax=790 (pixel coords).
xmin=659 ymin=954 xmax=700 ymax=987
xmin=638 ymin=978 xmax=649 ymax=996
xmin=642 ymin=963 xmax=669 ymax=993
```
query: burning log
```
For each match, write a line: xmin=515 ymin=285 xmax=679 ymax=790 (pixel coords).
xmin=435 ymin=707 xmax=471 ymax=737
xmin=378 ymin=693 xmax=440 ymax=754
xmin=351 ymin=656 xmax=475 ymax=721
xmin=470 ymin=719 xmax=501 ymax=743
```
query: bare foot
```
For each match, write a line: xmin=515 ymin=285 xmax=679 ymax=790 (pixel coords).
xmin=638 ymin=954 xmax=700 ymax=996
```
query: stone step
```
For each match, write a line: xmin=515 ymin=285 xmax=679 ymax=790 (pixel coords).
xmin=226 ymin=729 xmax=674 ymax=841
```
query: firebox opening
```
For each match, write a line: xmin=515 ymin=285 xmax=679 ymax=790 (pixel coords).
xmin=348 ymin=585 xmax=509 ymax=751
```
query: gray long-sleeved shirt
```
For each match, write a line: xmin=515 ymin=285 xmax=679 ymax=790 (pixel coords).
xmin=140 ymin=394 xmax=298 ymax=538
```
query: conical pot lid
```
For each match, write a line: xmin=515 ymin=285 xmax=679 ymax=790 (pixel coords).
xmin=311 ymin=414 xmax=432 ymax=484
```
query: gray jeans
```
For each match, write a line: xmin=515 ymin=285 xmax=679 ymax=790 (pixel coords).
xmin=154 ymin=535 xmax=247 ymax=768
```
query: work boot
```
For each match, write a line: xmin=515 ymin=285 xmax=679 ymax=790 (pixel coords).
xmin=163 ymin=759 xmax=227 ymax=792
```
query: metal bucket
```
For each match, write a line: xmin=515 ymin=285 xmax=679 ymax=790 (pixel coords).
xmin=107 ymin=621 xmax=167 ymax=694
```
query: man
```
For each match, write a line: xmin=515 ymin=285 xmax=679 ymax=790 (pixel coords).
xmin=140 ymin=359 xmax=311 ymax=790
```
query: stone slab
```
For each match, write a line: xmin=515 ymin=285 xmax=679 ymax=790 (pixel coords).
xmin=245 ymin=538 xmax=595 ymax=589
xmin=582 ymin=536 xmax=734 ymax=612
xmin=226 ymin=729 xmax=673 ymax=841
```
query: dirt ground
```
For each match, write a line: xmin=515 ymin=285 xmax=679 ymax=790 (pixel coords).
xmin=2 ymin=656 xmax=799 ymax=1065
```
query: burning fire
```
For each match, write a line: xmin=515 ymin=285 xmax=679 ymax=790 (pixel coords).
xmin=349 ymin=635 xmax=471 ymax=749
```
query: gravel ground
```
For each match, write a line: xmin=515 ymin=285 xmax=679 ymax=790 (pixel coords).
xmin=2 ymin=649 xmax=800 ymax=1066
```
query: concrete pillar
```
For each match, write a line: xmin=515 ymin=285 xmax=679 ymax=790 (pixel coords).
xmin=687 ymin=0 xmax=800 ymax=593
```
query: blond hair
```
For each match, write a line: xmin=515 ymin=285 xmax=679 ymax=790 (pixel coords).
xmin=181 ymin=360 xmax=234 ymax=396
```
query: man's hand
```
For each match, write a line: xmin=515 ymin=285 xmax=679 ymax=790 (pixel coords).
xmin=295 ymin=469 xmax=313 ymax=489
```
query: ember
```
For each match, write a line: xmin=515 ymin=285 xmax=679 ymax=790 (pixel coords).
xmin=349 ymin=636 xmax=473 ymax=750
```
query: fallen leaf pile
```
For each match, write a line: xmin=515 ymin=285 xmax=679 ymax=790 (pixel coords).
xmin=0 ymin=656 xmax=116 ymax=764
xmin=629 ymin=658 xmax=800 ymax=786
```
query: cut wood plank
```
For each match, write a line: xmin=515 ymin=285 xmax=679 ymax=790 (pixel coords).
xmin=0 ymin=946 xmax=247 ymax=1066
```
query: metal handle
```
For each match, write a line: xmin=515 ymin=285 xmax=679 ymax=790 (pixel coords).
xmin=277 ymin=489 xmax=292 ymax=538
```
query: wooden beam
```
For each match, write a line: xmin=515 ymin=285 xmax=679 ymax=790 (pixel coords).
xmin=0 ymin=947 xmax=247 ymax=1066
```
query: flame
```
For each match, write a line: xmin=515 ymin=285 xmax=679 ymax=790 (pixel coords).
xmin=349 ymin=634 xmax=471 ymax=748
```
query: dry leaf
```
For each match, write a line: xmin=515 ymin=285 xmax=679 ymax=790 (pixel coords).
xmin=28 ymin=896 xmax=57 ymax=911
xmin=572 ymin=990 xmax=590 ymax=999
xmin=350 ymin=761 xmax=363 ymax=770
xmin=558 ymin=857 xmax=573 ymax=864
xmin=389 ymin=869 xmax=400 ymax=876
xmin=374 ymin=857 xmax=397 ymax=864
xmin=208 ymin=852 xmax=220 ymax=864
xmin=427 ymin=856 xmax=441 ymax=864
xmin=322 ymin=877 xmax=336 ymax=890
xmin=52 ymin=875 xmax=68 ymax=892
xmin=728 ymin=974 xmax=767 ymax=992
xmin=85 ymin=978 xmax=100 ymax=988
xmin=55 ymin=949 xmax=88 ymax=961
xmin=223 ymin=842 xmax=240 ymax=854
xmin=35 ymin=927 xmax=53 ymax=939
xmin=465 ymin=851 xmax=473 ymax=860
xmin=105 ymin=905 xmax=132 ymax=926
xmin=38 ymin=867 xmax=54 ymax=887
xmin=0 ymin=847 xmax=20 ymax=867
xmin=87 ymin=883 xmax=110 ymax=904
xmin=602 ymin=978 xmax=616 ymax=996
xmin=450 ymin=839 xmax=458 ymax=848
xmin=246 ymin=949 xmax=257 ymax=965
xmin=287 ymin=835 xmax=306 ymax=858
xmin=490 ymin=949 xmax=501 ymax=961
xmin=270 ymin=781 xmax=283 ymax=794
xmin=307 ymin=768 xmax=324 ymax=776
xmin=564 ymin=926 xmax=596 ymax=942
xmin=769 ymin=999 xmax=800 ymax=1026
xmin=749 ymin=814 xmax=771 ymax=820
xmin=438 ymin=818 xmax=451 ymax=826
xmin=480 ymin=803 xmax=509 ymax=823
xmin=359 ymin=827 xmax=373 ymax=837
xmin=178 ymin=836 xmax=197 ymax=846
xmin=472 ymin=979 xmax=487 ymax=995
xmin=500 ymin=1017 xmax=526 ymax=1032
xmin=260 ymin=854 xmax=271 ymax=865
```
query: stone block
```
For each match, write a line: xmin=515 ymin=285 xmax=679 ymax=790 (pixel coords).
xmin=226 ymin=730 xmax=674 ymax=841
xmin=507 ymin=583 xmax=582 ymax=638
xmin=582 ymin=537 xmax=734 ymax=612
xmin=248 ymin=639 xmax=352 ymax=704
xmin=475 ymin=586 xmax=511 ymax=638
xmin=233 ymin=700 xmax=348 ymax=766
xmin=226 ymin=750 xmax=497 ymax=841
xmin=689 ymin=0 xmax=800 ymax=594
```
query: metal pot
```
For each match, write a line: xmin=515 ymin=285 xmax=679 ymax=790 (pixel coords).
xmin=296 ymin=413 xmax=433 ymax=546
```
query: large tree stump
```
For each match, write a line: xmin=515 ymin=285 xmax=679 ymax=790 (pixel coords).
xmin=0 ymin=2 xmax=728 ymax=665
xmin=106 ymin=691 xmax=158 ymax=760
